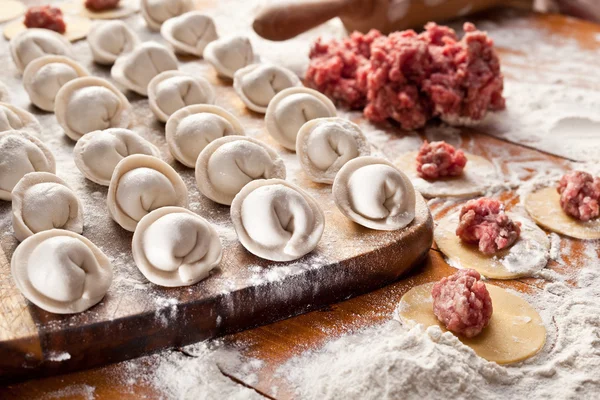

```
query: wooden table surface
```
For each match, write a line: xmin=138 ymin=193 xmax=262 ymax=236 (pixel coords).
xmin=2 ymin=6 xmax=600 ymax=400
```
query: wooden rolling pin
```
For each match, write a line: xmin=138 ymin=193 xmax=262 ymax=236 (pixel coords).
xmin=253 ymin=0 xmax=535 ymax=41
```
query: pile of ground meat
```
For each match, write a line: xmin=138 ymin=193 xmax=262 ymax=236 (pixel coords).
xmin=306 ymin=23 xmax=505 ymax=130
xmin=431 ymin=268 xmax=493 ymax=338
xmin=456 ymin=198 xmax=521 ymax=255
xmin=24 ymin=5 xmax=66 ymax=34
xmin=85 ymin=0 xmax=120 ymax=11
xmin=416 ymin=140 xmax=467 ymax=180
xmin=557 ymin=170 xmax=600 ymax=221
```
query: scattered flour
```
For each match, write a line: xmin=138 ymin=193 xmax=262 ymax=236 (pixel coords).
xmin=46 ymin=351 xmax=71 ymax=362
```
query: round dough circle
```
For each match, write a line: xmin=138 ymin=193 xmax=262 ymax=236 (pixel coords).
xmin=0 ymin=0 xmax=26 ymax=23
xmin=435 ymin=211 xmax=550 ymax=279
xmin=140 ymin=0 xmax=194 ymax=31
xmin=132 ymin=207 xmax=223 ymax=287
xmin=160 ymin=11 xmax=218 ymax=57
xmin=203 ymin=35 xmax=255 ymax=79
xmin=0 ymin=102 xmax=42 ymax=136
xmin=60 ymin=0 xmax=139 ymax=20
xmin=11 ymin=229 xmax=113 ymax=314
xmin=394 ymin=151 xmax=497 ymax=199
xmin=87 ymin=20 xmax=140 ymax=65
xmin=3 ymin=16 xmax=93 ymax=42
xmin=397 ymin=282 xmax=546 ymax=365
xmin=525 ymin=186 xmax=600 ymax=240
xmin=9 ymin=28 xmax=73 ymax=74
xmin=195 ymin=135 xmax=287 ymax=205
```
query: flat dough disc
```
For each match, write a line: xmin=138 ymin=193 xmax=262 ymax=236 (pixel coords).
xmin=435 ymin=212 xmax=550 ymax=279
xmin=60 ymin=0 xmax=139 ymax=20
xmin=0 ymin=0 xmax=26 ymax=23
xmin=3 ymin=16 xmax=92 ymax=42
xmin=395 ymin=151 xmax=497 ymax=198
xmin=398 ymin=282 xmax=546 ymax=365
xmin=525 ymin=186 xmax=600 ymax=240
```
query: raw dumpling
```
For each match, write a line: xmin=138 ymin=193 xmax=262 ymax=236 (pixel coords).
xmin=11 ymin=229 xmax=112 ymax=314
xmin=160 ymin=11 xmax=217 ymax=56
xmin=203 ymin=35 xmax=254 ymax=79
xmin=165 ymin=104 xmax=244 ymax=167
xmin=87 ymin=20 xmax=140 ymax=65
xmin=332 ymin=156 xmax=416 ymax=231
xmin=0 ymin=130 xmax=56 ymax=201
xmin=132 ymin=206 xmax=222 ymax=287
xmin=12 ymin=172 xmax=83 ymax=242
xmin=196 ymin=136 xmax=286 ymax=205
xmin=233 ymin=63 xmax=301 ymax=113
xmin=55 ymin=77 xmax=131 ymax=141
xmin=23 ymin=55 xmax=90 ymax=112
xmin=74 ymin=128 xmax=161 ymax=186
xmin=10 ymin=28 xmax=73 ymax=73
xmin=0 ymin=81 xmax=10 ymax=103
xmin=111 ymin=42 xmax=178 ymax=96
xmin=265 ymin=87 xmax=336 ymax=151
xmin=140 ymin=0 xmax=194 ymax=31
xmin=296 ymin=117 xmax=371 ymax=184
xmin=0 ymin=102 xmax=42 ymax=135
xmin=107 ymin=154 xmax=188 ymax=231
xmin=231 ymin=179 xmax=325 ymax=262
xmin=148 ymin=70 xmax=215 ymax=122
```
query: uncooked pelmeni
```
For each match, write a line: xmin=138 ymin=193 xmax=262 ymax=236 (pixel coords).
xmin=0 ymin=81 xmax=10 ymax=103
xmin=87 ymin=20 xmax=140 ymax=65
xmin=12 ymin=172 xmax=83 ymax=242
xmin=296 ymin=117 xmax=371 ymax=184
xmin=148 ymin=71 xmax=215 ymax=122
xmin=140 ymin=0 xmax=194 ymax=31
xmin=55 ymin=77 xmax=131 ymax=141
xmin=74 ymin=128 xmax=161 ymax=186
xmin=160 ymin=11 xmax=218 ymax=56
xmin=9 ymin=28 xmax=73 ymax=73
xmin=230 ymin=179 xmax=325 ymax=262
xmin=165 ymin=104 xmax=244 ymax=167
xmin=265 ymin=87 xmax=337 ymax=151
xmin=0 ymin=130 xmax=56 ymax=201
xmin=0 ymin=102 xmax=42 ymax=135
xmin=132 ymin=207 xmax=222 ymax=287
xmin=107 ymin=154 xmax=188 ymax=231
xmin=11 ymin=229 xmax=112 ymax=314
xmin=203 ymin=35 xmax=254 ymax=79
xmin=111 ymin=42 xmax=178 ymax=96
xmin=23 ymin=55 xmax=90 ymax=112
xmin=196 ymin=136 xmax=286 ymax=205
xmin=233 ymin=63 xmax=301 ymax=113
xmin=333 ymin=156 xmax=416 ymax=231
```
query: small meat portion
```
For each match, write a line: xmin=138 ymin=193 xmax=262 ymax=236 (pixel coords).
xmin=24 ymin=5 xmax=66 ymax=34
xmin=85 ymin=0 xmax=120 ymax=11
xmin=416 ymin=140 xmax=467 ymax=180
xmin=456 ymin=198 xmax=521 ymax=255
xmin=557 ymin=171 xmax=600 ymax=221
xmin=432 ymin=268 xmax=493 ymax=338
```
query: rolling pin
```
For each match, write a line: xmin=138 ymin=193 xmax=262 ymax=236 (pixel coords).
xmin=253 ymin=0 xmax=535 ymax=41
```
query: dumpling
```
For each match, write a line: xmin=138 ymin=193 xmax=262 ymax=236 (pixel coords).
xmin=196 ymin=136 xmax=286 ymax=206
xmin=296 ymin=117 xmax=371 ymax=184
xmin=148 ymin=71 xmax=215 ymax=122
xmin=11 ymin=229 xmax=112 ymax=314
xmin=23 ymin=55 xmax=90 ymax=112
xmin=12 ymin=172 xmax=83 ymax=242
xmin=203 ymin=35 xmax=254 ymax=79
xmin=265 ymin=87 xmax=336 ymax=151
xmin=231 ymin=179 xmax=325 ymax=261
xmin=160 ymin=11 xmax=217 ymax=57
xmin=87 ymin=20 xmax=140 ymax=65
xmin=55 ymin=77 xmax=131 ymax=141
xmin=165 ymin=104 xmax=244 ymax=168
xmin=74 ymin=128 xmax=161 ymax=186
xmin=140 ymin=0 xmax=194 ymax=31
xmin=107 ymin=154 xmax=188 ymax=231
xmin=10 ymin=28 xmax=73 ymax=73
xmin=0 ymin=130 xmax=55 ymax=201
xmin=0 ymin=102 xmax=42 ymax=135
xmin=332 ymin=156 xmax=416 ymax=231
xmin=132 ymin=206 xmax=222 ymax=287
xmin=111 ymin=42 xmax=178 ymax=96
xmin=0 ymin=81 xmax=10 ymax=103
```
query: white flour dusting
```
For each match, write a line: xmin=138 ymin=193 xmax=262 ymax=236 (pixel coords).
xmin=46 ymin=351 xmax=71 ymax=362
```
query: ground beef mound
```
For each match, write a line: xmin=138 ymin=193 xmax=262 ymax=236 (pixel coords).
xmin=432 ymin=268 xmax=493 ymax=338
xmin=557 ymin=171 xmax=600 ymax=221
xmin=456 ymin=198 xmax=521 ymax=255
xmin=416 ymin=140 xmax=467 ymax=180
xmin=85 ymin=0 xmax=120 ymax=11
xmin=24 ymin=5 xmax=66 ymax=34
xmin=306 ymin=22 xmax=505 ymax=130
